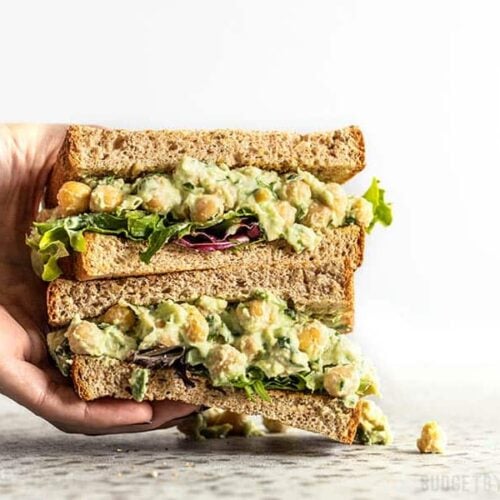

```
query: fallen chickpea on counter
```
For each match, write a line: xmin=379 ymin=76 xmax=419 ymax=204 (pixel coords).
xmin=417 ymin=421 xmax=446 ymax=454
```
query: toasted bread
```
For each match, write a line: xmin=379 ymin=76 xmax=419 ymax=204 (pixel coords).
xmin=47 ymin=262 xmax=355 ymax=328
xmin=72 ymin=355 xmax=361 ymax=444
xmin=65 ymin=225 xmax=364 ymax=281
xmin=46 ymin=125 xmax=365 ymax=207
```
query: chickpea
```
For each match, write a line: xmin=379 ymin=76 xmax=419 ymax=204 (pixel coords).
xmin=236 ymin=299 xmax=278 ymax=333
xmin=254 ymin=188 xmax=273 ymax=203
xmin=276 ymin=201 xmax=297 ymax=227
xmin=349 ymin=197 xmax=373 ymax=228
xmin=323 ymin=364 xmax=360 ymax=397
xmin=248 ymin=300 xmax=265 ymax=317
xmin=184 ymin=306 xmax=209 ymax=344
xmin=417 ymin=421 xmax=446 ymax=454
xmin=157 ymin=326 xmax=180 ymax=348
xmin=215 ymin=183 xmax=238 ymax=209
xmin=281 ymin=180 xmax=312 ymax=209
xmin=263 ymin=417 xmax=288 ymax=434
xmin=101 ymin=305 xmax=136 ymax=332
xmin=325 ymin=182 xmax=348 ymax=213
xmin=66 ymin=320 xmax=102 ymax=355
xmin=207 ymin=344 xmax=247 ymax=383
xmin=57 ymin=181 xmax=91 ymax=215
xmin=137 ymin=175 xmax=181 ymax=214
xmin=89 ymin=184 xmax=124 ymax=213
xmin=238 ymin=334 xmax=263 ymax=360
xmin=190 ymin=194 xmax=224 ymax=222
xmin=297 ymin=322 xmax=329 ymax=360
xmin=303 ymin=202 xmax=332 ymax=230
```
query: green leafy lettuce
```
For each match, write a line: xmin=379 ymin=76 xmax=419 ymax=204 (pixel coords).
xmin=27 ymin=210 xmax=252 ymax=281
xmin=362 ymin=178 xmax=393 ymax=233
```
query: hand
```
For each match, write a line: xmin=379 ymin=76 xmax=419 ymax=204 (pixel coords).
xmin=0 ymin=124 xmax=197 ymax=434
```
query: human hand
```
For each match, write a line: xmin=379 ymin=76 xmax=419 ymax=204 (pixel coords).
xmin=0 ymin=124 xmax=197 ymax=434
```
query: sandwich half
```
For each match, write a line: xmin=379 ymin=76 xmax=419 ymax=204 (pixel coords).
xmin=27 ymin=125 xmax=391 ymax=282
xmin=47 ymin=285 xmax=391 ymax=445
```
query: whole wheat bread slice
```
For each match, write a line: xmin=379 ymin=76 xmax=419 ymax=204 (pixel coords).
xmin=71 ymin=355 xmax=361 ymax=444
xmin=66 ymin=225 xmax=364 ymax=281
xmin=46 ymin=125 xmax=365 ymax=207
xmin=47 ymin=262 xmax=355 ymax=328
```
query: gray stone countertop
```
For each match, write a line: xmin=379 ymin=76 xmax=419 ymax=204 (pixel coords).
xmin=1 ymin=394 xmax=499 ymax=500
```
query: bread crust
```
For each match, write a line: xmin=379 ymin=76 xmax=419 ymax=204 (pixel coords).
xmin=47 ymin=262 xmax=355 ymax=328
xmin=71 ymin=225 xmax=364 ymax=281
xmin=71 ymin=355 xmax=362 ymax=444
xmin=46 ymin=125 xmax=365 ymax=207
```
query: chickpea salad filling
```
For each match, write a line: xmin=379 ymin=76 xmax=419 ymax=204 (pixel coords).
xmin=47 ymin=291 xmax=381 ymax=406
xmin=28 ymin=157 xmax=392 ymax=281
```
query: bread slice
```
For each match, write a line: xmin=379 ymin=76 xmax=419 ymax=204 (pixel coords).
xmin=72 ymin=355 xmax=361 ymax=444
xmin=47 ymin=262 xmax=355 ymax=328
xmin=46 ymin=125 xmax=365 ymax=207
xmin=66 ymin=225 xmax=364 ymax=281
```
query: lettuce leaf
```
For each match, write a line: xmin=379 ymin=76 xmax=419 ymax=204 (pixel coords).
xmin=362 ymin=178 xmax=393 ymax=233
xmin=28 ymin=210 xmax=259 ymax=281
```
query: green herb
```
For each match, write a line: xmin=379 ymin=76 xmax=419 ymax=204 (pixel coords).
xmin=231 ymin=377 xmax=271 ymax=402
xmin=362 ymin=178 xmax=393 ymax=233
xmin=277 ymin=336 xmax=291 ymax=348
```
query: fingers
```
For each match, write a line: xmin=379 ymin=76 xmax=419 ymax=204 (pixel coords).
xmin=0 ymin=357 xmax=199 ymax=435
xmin=74 ymin=401 xmax=200 ymax=436
xmin=0 ymin=360 xmax=153 ymax=433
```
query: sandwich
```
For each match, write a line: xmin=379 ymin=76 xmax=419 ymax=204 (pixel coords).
xmin=27 ymin=125 xmax=391 ymax=281
xmin=47 ymin=285 xmax=390 ymax=444
xmin=30 ymin=125 xmax=392 ymax=445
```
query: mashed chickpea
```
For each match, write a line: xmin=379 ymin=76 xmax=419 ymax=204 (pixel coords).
xmin=190 ymin=194 xmax=224 ymax=222
xmin=323 ymin=364 xmax=360 ymax=397
xmin=207 ymin=344 xmax=247 ymax=384
xmin=183 ymin=306 xmax=209 ymax=344
xmin=297 ymin=321 xmax=329 ymax=360
xmin=235 ymin=299 xmax=280 ymax=334
xmin=275 ymin=201 xmax=297 ymax=227
xmin=303 ymin=202 xmax=332 ymax=230
xmin=281 ymin=180 xmax=312 ymax=210
xmin=350 ymin=197 xmax=373 ymax=228
xmin=66 ymin=320 xmax=103 ymax=356
xmin=238 ymin=334 xmax=263 ymax=360
xmin=89 ymin=185 xmax=124 ymax=213
xmin=325 ymin=183 xmax=348 ymax=225
xmin=137 ymin=175 xmax=181 ymax=214
xmin=101 ymin=305 xmax=135 ymax=332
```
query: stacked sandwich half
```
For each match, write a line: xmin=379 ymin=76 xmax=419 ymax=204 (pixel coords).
xmin=28 ymin=125 xmax=392 ymax=444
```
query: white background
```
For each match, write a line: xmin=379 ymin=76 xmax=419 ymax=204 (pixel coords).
xmin=1 ymin=0 xmax=499 ymax=415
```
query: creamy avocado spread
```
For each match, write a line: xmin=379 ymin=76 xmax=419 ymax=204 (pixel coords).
xmin=28 ymin=157 xmax=392 ymax=281
xmin=48 ymin=291 xmax=380 ymax=404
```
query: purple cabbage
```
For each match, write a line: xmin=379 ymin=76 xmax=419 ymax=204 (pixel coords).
xmin=175 ymin=219 xmax=261 ymax=252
